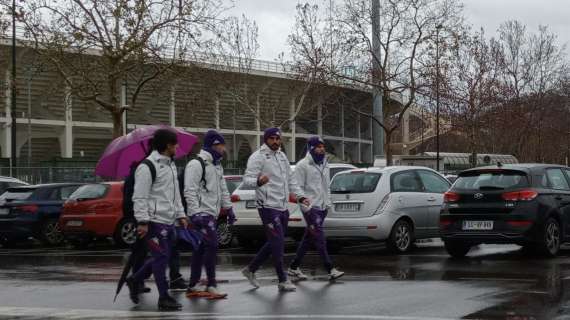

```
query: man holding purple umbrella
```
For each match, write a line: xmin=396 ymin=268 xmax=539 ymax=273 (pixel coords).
xmin=288 ymin=136 xmax=345 ymax=281
xmin=241 ymin=127 xmax=310 ymax=292
xmin=184 ymin=130 xmax=236 ymax=299
xmin=126 ymin=129 xmax=188 ymax=311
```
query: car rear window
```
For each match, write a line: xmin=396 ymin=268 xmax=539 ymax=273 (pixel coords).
xmin=70 ymin=184 xmax=109 ymax=201
xmin=330 ymin=172 xmax=382 ymax=194
xmin=454 ymin=170 xmax=529 ymax=191
xmin=0 ymin=188 xmax=36 ymax=201
xmin=225 ymin=178 xmax=243 ymax=194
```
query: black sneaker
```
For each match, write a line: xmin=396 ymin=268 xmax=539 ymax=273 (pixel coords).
xmin=169 ymin=277 xmax=187 ymax=291
xmin=158 ymin=295 xmax=182 ymax=311
xmin=125 ymin=277 xmax=140 ymax=304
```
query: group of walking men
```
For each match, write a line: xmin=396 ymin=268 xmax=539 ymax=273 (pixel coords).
xmin=125 ymin=127 xmax=344 ymax=311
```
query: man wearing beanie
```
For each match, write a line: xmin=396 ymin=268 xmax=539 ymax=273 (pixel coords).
xmin=241 ymin=127 xmax=310 ymax=292
xmin=184 ymin=129 xmax=236 ymax=299
xmin=288 ymin=136 xmax=344 ymax=281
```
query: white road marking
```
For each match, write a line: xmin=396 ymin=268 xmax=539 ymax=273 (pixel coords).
xmin=0 ymin=306 xmax=456 ymax=320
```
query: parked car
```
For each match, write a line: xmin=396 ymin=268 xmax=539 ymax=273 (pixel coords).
xmin=323 ymin=166 xmax=451 ymax=253
xmin=59 ymin=182 xmax=134 ymax=248
xmin=232 ymin=163 xmax=356 ymax=248
xmin=217 ymin=175 xmax=243 ymax=248
xmin=60 ymin=176 xmax=243 ymax=249
xmin=0 ymin=176 xmax=28 ymax=195
xmin=440 ymin=164 xmax=570 ymax=258
xmin=0 ymin=183 xmax=83 ymax=247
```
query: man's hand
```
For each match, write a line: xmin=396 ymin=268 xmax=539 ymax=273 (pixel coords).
xmin=299 ymin=197 xmax=311 ymax=207
xmin=257 ymin=175 xmax=269 ymax=186
xmin=179 ymin=217 xmax=189 ymax=229
xmin=137 ymin=224 xmax=149 ymax=238
xmin=224 ymin=207 xmax=237 ymax=225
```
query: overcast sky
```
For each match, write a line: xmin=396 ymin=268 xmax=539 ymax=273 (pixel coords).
xmin=229 ymin=0 xmax=570 ymax=61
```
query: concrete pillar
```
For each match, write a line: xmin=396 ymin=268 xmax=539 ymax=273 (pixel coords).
xmin=255 ymin=94 xmax=261 ymax=148
xmin=121 ymin=82 xmax=127 ymax=135
xmin=60 ymin=86 xmax=73 ymax=158
xmin=1 ymin=70 xmax=12 ymax=158
xmin=357 ymin=113 xmax=362 ymax=163
xmin=341 ymin=105 xmax=345 ymax=161
xmin=402 ymin=109 xmax=410 ymax=155
xmin=214 ymin=96 xmax=220 ymax=130
xmin=170 ymin=84 xmax=176 ymax=127
xmin=317 ymin=105 xmax=323 ymax=136
xmin=289 ymin=97 xmax=296 ymax=162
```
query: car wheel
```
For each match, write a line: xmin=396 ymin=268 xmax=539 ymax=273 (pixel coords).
xmin=388 ymin=219 xmax=414 ymax=253
xmin=444 ymin=241 xmax=471 ymax=258
xmin=540 ymin=218 xmax=561 ymax=257
xmin=217 ymin=220 xmax=234 ymax=249
xmin=40 ymin=219 xmax=65 ymax=246
xmin=114 ymin=219 xmax=137 ymax=248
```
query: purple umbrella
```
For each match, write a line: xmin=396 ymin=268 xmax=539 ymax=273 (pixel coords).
xmin=95 ymin=125 xmax=198 ymax=179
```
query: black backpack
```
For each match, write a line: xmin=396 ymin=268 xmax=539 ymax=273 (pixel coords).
xmin=178 ymin=157 xmax=206 ymax=212
xmin=123 ymin=159 xmax=157 ymax=219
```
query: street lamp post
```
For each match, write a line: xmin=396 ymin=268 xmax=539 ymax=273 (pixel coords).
xmin=11 ymin=0 xmax=17 ymax=171
xmin=435 ymin=24 xmax=442 ymax=172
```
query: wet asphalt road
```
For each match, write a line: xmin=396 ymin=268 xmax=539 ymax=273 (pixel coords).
xmin=1 ymin=241 xmax=570 ymax=320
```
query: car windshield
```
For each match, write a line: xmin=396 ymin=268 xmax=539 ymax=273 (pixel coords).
xmin=69 ymin=184 xmax=109 ymax=201
xmin=454 ymin=170 xmax=529 ymax=191
xmin=330 ymin=172 xmax=382 ymax=194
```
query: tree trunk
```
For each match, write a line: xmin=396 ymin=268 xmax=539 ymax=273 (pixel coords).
xmin=112 ymin=110 xmax=123 ymax=138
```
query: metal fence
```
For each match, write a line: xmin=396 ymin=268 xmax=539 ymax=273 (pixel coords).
xmin=1 ymin=166 xmax=245 ymax=185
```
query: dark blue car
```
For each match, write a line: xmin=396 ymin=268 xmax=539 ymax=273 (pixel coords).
xmin=0 ymin=183 xmax=83 ymax=247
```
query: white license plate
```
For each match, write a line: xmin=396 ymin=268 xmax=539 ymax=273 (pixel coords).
xmin=245 ymin=200 xmax=257 ymax=209
xmin=0 ymin=208 xmax=8 ymax=216
xmin=463 ymin=220 xmax=493 ymax=231
xmin=66 ymin=220 xmax=83 ymax=227
xmin=335 ymin=203 xmax=361 ymax=212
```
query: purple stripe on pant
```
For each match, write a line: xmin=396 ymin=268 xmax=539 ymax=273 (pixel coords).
xmin=189 ymin=213 xmax=218 ymax=288
xmin=132 ymin=222 xmax=175 ymax=298
xmin=248 ymin=208 xmax=289 ymax=283
xmin=290 ymin=208 xmax=333 ymax=272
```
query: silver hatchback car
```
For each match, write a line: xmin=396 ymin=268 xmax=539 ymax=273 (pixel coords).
xmin=325 ymin=166 xmax=451 ymax=253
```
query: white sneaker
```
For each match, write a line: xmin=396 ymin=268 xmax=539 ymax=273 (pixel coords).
xmin=287 ymin=267 xmax=308 ymax=280
xmin=241 ymin=267 xmax=260 ymax=288
xmin=206 ymin=286 xmax=228 ymax=298
xmin=278 ymin=280 xmax=297 ymax=292
xmin=329 ymin=268 xmax=345 ymax=281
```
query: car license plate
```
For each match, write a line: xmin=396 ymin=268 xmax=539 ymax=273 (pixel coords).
xmin=245 ymin=200 xmax=257 ymax=209
xmin=66 ymin=220 xmax=83 ymax=227
xmin=462 ymin=220 xmax=493 ymax=231
xmin=0 ymin=208 xmax=8 ymax=216
xmin=335 ymin=203 xmax=361 ymax=212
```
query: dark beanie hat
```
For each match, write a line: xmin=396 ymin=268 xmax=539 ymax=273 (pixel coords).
xmin=263 ymin=127 xmax=282 ymax=142
xmin=307 ymin=136 xmax=325 ymax=150
xmin=203 ymin=130 xmax=225 ymax=149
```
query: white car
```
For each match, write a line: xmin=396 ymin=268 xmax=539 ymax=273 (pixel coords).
xmin=0 ymin=176 xmax=28 ymax=196
xmin=231 ymin=163 xmax=356 ymax=248
xmin=324 ymin=166 xmax=451 ymax=253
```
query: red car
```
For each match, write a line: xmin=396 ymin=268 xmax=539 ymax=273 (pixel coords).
xmin=59 ymin=182 xmax=135 ymax=248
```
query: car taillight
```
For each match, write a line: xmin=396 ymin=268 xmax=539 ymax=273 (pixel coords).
xmin=444 ymin=192 xmax=460 ymax=203
xmin=374 ymin=194 xmax=390 ymax=215
xmin=19 ymin=205 xmax=38 ymax=214
xmin=502 ymin=189 xmax=538 ymax=202
xmin=439 ymin=218 xmax=452 ymax=227
xmin=289 ymin=217 xmax=302 ymax=222
xmin=231 ymin=195 xmax=240 ymax=203
xmin=507 ymin=220 xmax=533 ymax=227
xmin=289 ymin=194 xmax=297 ymax=204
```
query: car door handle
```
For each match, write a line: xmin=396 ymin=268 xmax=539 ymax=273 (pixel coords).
xmin=555 ymin=196 xmax=563 ymax=201
xmin=427 ymin=197 xmax=437 ymax=202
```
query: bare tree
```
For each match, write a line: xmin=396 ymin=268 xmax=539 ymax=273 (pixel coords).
xmin=17 ymin=0 xmax=227 ymax=137
xmin=300 ymin=0 xmax=464 ymax=165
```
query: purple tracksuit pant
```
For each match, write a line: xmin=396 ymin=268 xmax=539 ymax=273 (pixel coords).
xmin=248 ymin=208 xmax=289 ymax=283
xmin=189 ymin=213 xmax=218 ymax=288
xmin=290 ymin=208 xmax=333 ymax=272
xmin=132 ymin=222 xmax=175 ymax=298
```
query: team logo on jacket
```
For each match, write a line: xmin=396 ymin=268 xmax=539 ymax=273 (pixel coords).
xmin=160 ymin=229 xmax=168 ymax=237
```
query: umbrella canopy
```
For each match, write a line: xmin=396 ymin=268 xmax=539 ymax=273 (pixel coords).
xmin=113 ymin=238 xmax=147 ymax=303
xmin=95 ymin=125 xmax=198 ymax=179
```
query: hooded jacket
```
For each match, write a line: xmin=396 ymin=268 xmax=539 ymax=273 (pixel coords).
xmin=294 ymin=152 xmax=332 ymax=211
xmin=184 ymin=150 xmax=232 ymax=217
xmin=133 ymin=151 xmax=186 ymax=225
xmin=243 ymin=144 xmax=304 ymax=210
